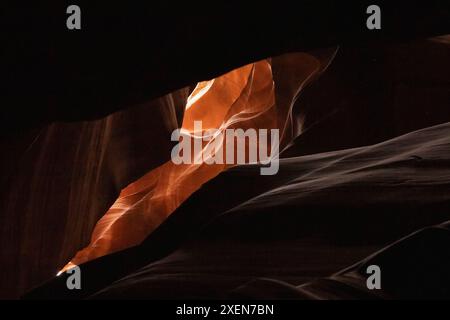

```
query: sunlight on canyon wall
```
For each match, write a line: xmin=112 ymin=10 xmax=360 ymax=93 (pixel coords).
xmin=62 ymin=51 xmax=337 ymax=271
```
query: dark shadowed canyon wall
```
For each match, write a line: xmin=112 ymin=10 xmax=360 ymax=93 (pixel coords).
xmin=1 ymin=1 xmax=449 ymax=298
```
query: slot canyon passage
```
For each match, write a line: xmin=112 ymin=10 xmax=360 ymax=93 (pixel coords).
xmin=59 ymin=52 xmax=338 ymax=272
xmin=2 ymin=3 xmax=450 ymax=299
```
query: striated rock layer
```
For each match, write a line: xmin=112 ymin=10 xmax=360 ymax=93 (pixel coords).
xmin=3 ymin=36 xmax=450 ymax=299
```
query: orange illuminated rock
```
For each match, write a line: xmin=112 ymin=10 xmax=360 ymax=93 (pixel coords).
xmin=62 ymin=51 xmax=334 ymax=271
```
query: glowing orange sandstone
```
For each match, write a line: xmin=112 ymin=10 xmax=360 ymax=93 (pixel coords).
xmin=61 ymin=51 xmax=334 ymax=272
